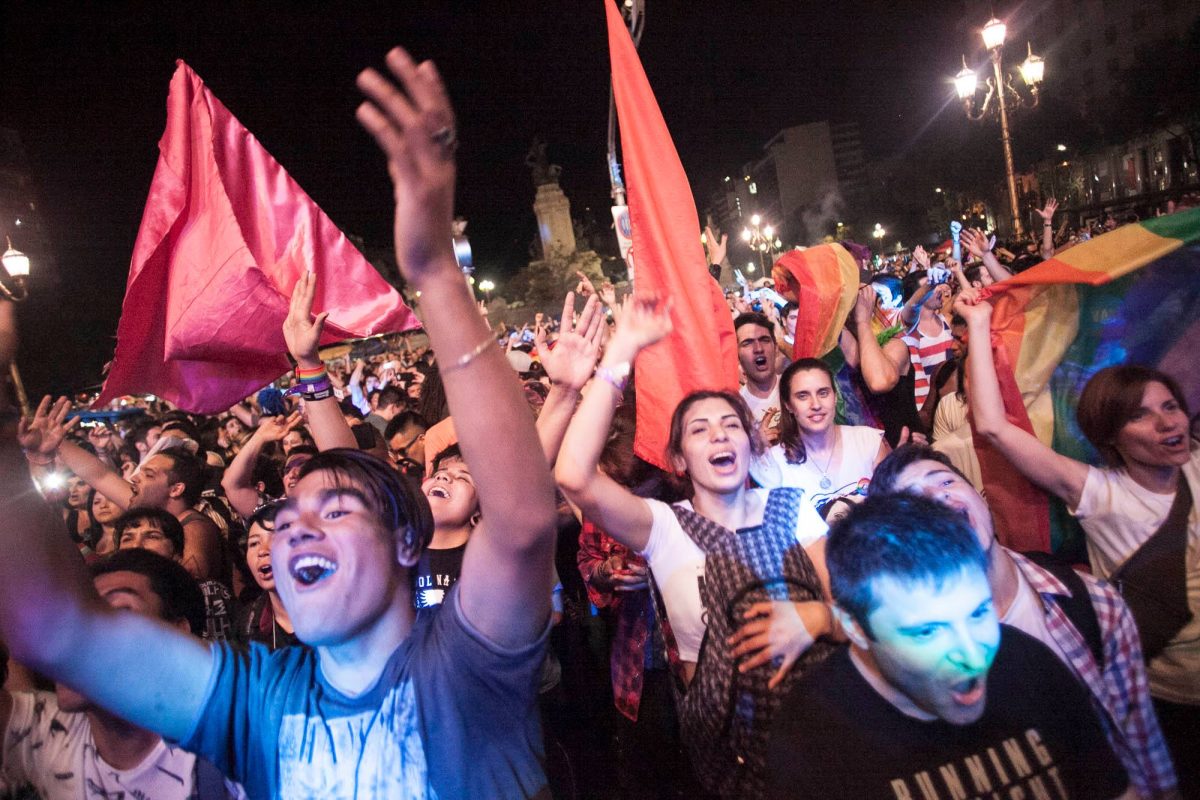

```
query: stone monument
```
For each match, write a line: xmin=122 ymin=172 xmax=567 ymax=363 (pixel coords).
xmin=527 ymin=138 xmax=577 ymax=257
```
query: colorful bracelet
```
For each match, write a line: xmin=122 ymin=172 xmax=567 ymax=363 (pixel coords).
xmin=296 ymin=364 xmax=328 ymax=384
xmin=595 ymin=362 xmax=631 ymax=395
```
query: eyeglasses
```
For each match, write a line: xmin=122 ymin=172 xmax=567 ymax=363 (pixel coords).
xmin=388 ymin=431 xmax=425 ymax=460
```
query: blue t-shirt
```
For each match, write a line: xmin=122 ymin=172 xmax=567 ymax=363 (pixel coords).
xmin=182 ymin=584 xmax=550 ymax=799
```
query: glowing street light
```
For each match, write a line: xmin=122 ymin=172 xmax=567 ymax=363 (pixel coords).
xmin=953 ymin=15 xmax=1046 ymax=238
xmin=872 ymin=223 xmax=886 ymax=250
xmin=478 ymin=278 xmax=495 ymax=301
xmin=0 ymin=236 xmax=32 ymax=415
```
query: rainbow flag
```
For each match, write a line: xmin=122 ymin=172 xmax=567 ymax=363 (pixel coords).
xmin=977 ymin=207 xmax=1200 ymax=554
xmin=772 ymin=244 xmax=860 ymax=359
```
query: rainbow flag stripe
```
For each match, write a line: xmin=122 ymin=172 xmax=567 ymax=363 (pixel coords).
xmin=978 ymin=207 xmax=1200 ymax=554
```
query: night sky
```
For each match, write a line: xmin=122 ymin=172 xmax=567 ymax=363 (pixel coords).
xmin=1 ymin=1 xmax=987 ymax=395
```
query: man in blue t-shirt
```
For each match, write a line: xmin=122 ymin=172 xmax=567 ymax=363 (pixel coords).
xmin=0 ymin=46 xmax=559 ymax=799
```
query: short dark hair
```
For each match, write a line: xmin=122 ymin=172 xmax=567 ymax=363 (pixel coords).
xmin=430 ymin=443 xmax=463 ymax=475
xmin=351 ymin=423 xmax=386 ymax=452
xmin=90 ymin=549 xmax=206 ymax=637
xmin=128 ymin=418 xmax=162 ymax=448
xmin=384 ymin=411 xmax=428 ymax=441
xmin=113 ymin=507 xmax=186 ymax=557
xmin=733 ymin=312 xmax=774 ymax=336
xmin=776 ymin=358 xmax=837 ymax=464
xmin=157 ymin=449 xmax=207 ymax=506
xmin=869 ymin=443 xmax=970 ymax=498
xmin=297 ymin=449 xmax=433 ymax=554
xmin=1077 ymin=365 xmax=1189 ymax=468
xmin=251 ymin=455 xmax=284 ymax=498
xmin=827 ymin=494 xmax=988 ymax=638
xmin=376 ymin=385 xmax=407 ymax=411
xmin=780 ymin=301 xmax=798 ymax=320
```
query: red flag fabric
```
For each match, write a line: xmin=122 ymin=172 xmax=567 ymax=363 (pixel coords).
xmin=96 ymin=61 xmax=418 ymax=414
xmin=605 ymin=0 xmax=739 ymax=469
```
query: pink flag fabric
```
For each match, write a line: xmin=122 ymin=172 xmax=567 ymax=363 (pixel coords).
xmin=606 ymin=0 xmax=739 ymax=469
xmin=96 ymin=61 xmax=418 ymax=413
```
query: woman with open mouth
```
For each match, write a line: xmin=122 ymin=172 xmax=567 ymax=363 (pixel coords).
xmin=958 ymin=292 xmax=1199 ymax=796
xmin=556 ymin=295 xmax=839 ymax=798
xmin=751 ymin=357 xmax=891 ymax=513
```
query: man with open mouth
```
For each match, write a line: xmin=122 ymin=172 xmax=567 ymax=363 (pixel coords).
xmin=735 ymin=311 xmax=783 ymax=442
xmin=767 ymin=494 xmax=1133 ymax=799
xmin=0 ymin=47 xmax=560 ymax=799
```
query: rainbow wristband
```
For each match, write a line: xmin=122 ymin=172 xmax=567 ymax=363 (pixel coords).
xmin=296 ymin=365 xmax=327 ymax=384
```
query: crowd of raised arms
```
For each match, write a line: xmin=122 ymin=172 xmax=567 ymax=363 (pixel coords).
xmin=0 ymin=47 xmax=1196 ymax=800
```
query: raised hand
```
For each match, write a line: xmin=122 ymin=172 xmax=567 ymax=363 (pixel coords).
xmin=1036 ymin=198 xmax=1058 ymax=222
xmin=611 ymin=294 xmax=673 ymax=353
xmin=537 ymin=292 xmax=604 ymax=392
xmin=704 ymin=225 xmax=728 ymax=266
xmin=253 ymin=410 xmax=303 ymax=442
xmin=961 ymin=227 xmax=991 ymax=259
xmin=593 ymin=556 xmax=649 ymax=593
xmin=728 ymin=600 xmax=827 ymax=689
xmin=851 ymin=284 xmax=876 ymax=325
xmin=912 ymin=245 xmax=931 ymax=270
xmin=598 ymin=280 xmax=618 ymax=310
xmin=575 ymin=271 xmax=597 ymax=298
xmin=356 ymin=48 xmax=458 ymax=287
xmin=952 ymin=288 xmax=992 ymax=325
xmin=283 ymin=270 xmax=328 ymax=368
xmin=17 ymin=396 xmax=79 ymax=456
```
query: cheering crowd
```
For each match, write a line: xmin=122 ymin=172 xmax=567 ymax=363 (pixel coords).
xmin=0 ymin=46 xmax=1197 ymax=800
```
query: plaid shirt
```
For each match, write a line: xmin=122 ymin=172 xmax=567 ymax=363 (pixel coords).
xmin=1009 ymin=551 xmax=1177 ymax=797
xmin=577 ymin=520 xmax=653 ymax=722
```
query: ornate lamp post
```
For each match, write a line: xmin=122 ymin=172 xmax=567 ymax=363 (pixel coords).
xmin=1 ymin=237 xmax=31 ymax=415
xmin=955 ymin=18 xmax=1046 ymax=238
xmin=872 ymin=223 xmax=886 ymax=251
xmin=477 ymin=279 xmax=495 ymax=302
xmin=741 ymin=213 xmax=782 ymax=272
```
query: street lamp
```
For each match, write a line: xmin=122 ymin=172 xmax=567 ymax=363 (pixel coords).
xmin=478 ymin=279 xmax=495 ymax=302
xmin=1 ymin=236 xmax=32 ymax=415
xmin=954 ymin=17 xmax=1045 ymax=238
xmin=872 ymin=223 xmax=886 ymax=250
xmin=741 ymin=213 xmax=782 ymax=272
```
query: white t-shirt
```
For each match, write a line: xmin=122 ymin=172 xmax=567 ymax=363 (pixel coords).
xmin=0 ymin=691 xmax=245 ymax=800
xmin=740 ymin=378 xmax=780 ymax=429
xmin=639 ymin=488 xmax=827 ymax=662
xmin=1000 ymin=562 xmax=1069 ymax=665
xmin=1071 ymin=448 xmax=1200 ymax=704
xmin=751 ymin=425 xmax=884 ymax=511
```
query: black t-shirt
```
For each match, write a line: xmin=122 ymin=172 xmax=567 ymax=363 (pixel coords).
xmin=413 ymin=543 xmax=466 ymax=609
xmin=766 ymin=627 xmax=1128 ymax=800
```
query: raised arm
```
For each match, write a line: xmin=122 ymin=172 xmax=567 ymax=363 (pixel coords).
xmin=0 ymin=349 xmax=212 ymax=747
xmin=535 ymin=291 xmax=604 ymax=465
xmin=1035 ymin=198 xmax=1058 ymax=260
xmin=282 ymin=272 xmax=358 ymax=451
xmin=555 ymin=295 xmax=672 ymax=553
xmin=848 ymin=286 xmax=909 ymax=393
xmin=957 ymin=293 xmax=1088 ymax=506
xmin=221 ymin=410 xmax=302 ymax=518
xmin=962 ymin=228 xmax=1013 ymax=284
xmin=356 ymin=47 xmax=558 ymax=648
xmin=18 ymin=397 xmax=134 ymax=508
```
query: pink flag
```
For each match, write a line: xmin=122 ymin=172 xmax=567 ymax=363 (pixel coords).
xmin=96 ymin=61 xmax=418 ymax=414
xmin=606 ymin=0 xmax=739 ymax=469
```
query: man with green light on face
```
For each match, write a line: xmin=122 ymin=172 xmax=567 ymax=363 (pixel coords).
xmin=766 ymin=494 xmax=1134 ymax=799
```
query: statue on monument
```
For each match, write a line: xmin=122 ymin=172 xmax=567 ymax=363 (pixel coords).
xmin=525 ymin=137 xmax=562 ymax=187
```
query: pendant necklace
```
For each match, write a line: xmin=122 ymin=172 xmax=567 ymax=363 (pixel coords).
xmin=811 ymin=429 xmax=838 ymax=490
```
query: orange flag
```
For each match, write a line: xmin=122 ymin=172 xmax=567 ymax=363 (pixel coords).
xmin=96 ymin=61 xmax=418 ymax=413
xmin=605 ymin=0 xmax=738 ymax=468
xmin=771 ymin=243 xmax=859 ymax=359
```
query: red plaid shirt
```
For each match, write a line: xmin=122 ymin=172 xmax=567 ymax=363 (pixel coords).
xmin=1009 ymin=551 xmax=1176 ymax=797
xmin=577 ymin=520 xmax=654 ymax=721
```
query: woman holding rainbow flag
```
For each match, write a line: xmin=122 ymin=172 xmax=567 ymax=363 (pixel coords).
xmin=957 ymin=291 xmax=1198 ymax=797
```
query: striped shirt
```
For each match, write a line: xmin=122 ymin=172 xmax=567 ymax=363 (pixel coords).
xmin=903 ymin=315 xmax=953 ymax=408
